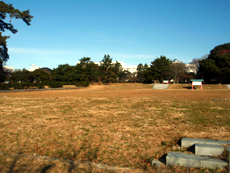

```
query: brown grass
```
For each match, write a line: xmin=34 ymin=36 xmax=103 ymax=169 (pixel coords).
xmin=0 ymin=83 xmax=229 ymax=172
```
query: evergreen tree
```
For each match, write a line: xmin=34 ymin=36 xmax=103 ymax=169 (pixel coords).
xmin=0 ymin=1 xmax=33 ymax=62
xmin=100 ymin=54 xmax=113 ymax=83
xmin=199 ymin=42 xmax=230 ymax=83
xmin=150 ymin=56 xmax=171 ymax=82
xmin=0 ymin=58 xmax=6 ymax=82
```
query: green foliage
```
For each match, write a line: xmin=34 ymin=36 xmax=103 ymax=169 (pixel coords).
xmin=97 ymin=55 xmax=122 ymax=83
xmin=0 ymin=1 xmax=33 ymax=62
xmin=136 ymin=63 xmax=145 ymax=82
xmin=0 ymin=58 xmax=6 ymax=82
xmin=150 ymin=56 xmax=171 ymax=82
xmin=78 ymin=57 xmax=100 ymax=82
xmin=119 ymin=70 xmax=131 ymax=82
xmin=0 ymin=83 xmax=9 ymax=90
xmin=33 ymin=69 xmax=50 ymax=83
xmin=79 ymin=80 xmax=90 ymax=87
xmin=48 ymin=82 xmax=64 ymax=88
xmin=51 ymin=64 xmax=76 ymax=82
xmin=136 ymin=56 xmax=171 ymax=83
xmin=9 ymin=69 xmax=34 ymax=83
xmin=199 ymin=42 xmax=230 ymax=83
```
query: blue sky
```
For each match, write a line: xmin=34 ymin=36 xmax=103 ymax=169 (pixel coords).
xmin=3 ymin=0 xmax=230 ymax=70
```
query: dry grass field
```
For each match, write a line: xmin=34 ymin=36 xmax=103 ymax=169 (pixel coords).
xmin=0 ymin=83 xmax=230 ymax=172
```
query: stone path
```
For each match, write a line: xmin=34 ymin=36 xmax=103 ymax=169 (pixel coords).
xmin=166 ymin=138 xmax=230 ymax=170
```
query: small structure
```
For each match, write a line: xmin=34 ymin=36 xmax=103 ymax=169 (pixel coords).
xmin=163 ymin=80 xmax=169 ymax=84
xmin=191 ymin=79 xmax=204 ymax=90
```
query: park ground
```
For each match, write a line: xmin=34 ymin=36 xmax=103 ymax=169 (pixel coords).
xmin=0 ymin=83 xmax=229 ymax=172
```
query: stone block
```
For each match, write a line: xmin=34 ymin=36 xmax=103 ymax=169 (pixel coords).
xmin=227 ymin=84 xmax=230 ymax=89
xmin=166 ymin=152 xmax=228 ymax=169
xmin=195 ymin=144 xmax=224 ymax=156
xmin=152 ymin=84 xmax=169 ymax=89
xmin=181 ymin=138 xmax=230 ymax=148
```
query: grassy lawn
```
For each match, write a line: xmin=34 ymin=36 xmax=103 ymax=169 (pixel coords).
xmin=0 ymin=83 xmax=229 ymax=172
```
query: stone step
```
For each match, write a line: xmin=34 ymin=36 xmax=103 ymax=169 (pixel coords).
xmin=195 ymin=144 xmax=225 ymax=156
xmin=181 ymin=138 xmax=230 ymax=148
xmin=166 ymin=152 xmax=228 ymax=169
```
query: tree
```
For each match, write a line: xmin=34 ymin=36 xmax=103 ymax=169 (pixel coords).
xmin=33 ymin=69 xmax=50 ymax=83
xmin=77 ymin=57 xmax=100 ymax=82
xmin=0 ymin=1 xmax=33 ymax=62
xmin=0 ymin=58 xmax=6 ymax=82
xmin=189 ymin=54 xmax=208 ymax=67
xmin=100 ymin=54 xmax=113 ymax=83
xmin=167 ymin=62 xmax=186 ymax=83
xmin=198 ymin=42 xmax=230 ymax=83
xmin=136 ymin=63 xmax=150 ymax=83
xmin=150 ymin=56 xmax=171 ymax=82
xmin=119 ymin=70 xmax=131 ymax=82
xmin=100 ymin=54 xmax=112 ymax=73
xmin=52 ymin=64 xmax=75 ymax=82
xmin=9 ymin=69 xmax=34 ymax=83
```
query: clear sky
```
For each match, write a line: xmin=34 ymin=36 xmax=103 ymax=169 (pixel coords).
xmin=3 ymin=0 xmax=230 ymax=70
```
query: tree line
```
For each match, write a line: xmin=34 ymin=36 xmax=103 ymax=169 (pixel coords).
xmin=1 ymin=54 xmax=193 ymax=85
xmin=1 ymin=55 xmax=133 ymax=85
xmin=1 ymin=42 xmax=230 ymax=86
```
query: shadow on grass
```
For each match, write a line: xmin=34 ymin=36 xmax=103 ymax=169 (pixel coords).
xmin=183 ymin=86 xmax=194 ymax=89
xmin=8 ymin=149 xmax=23 ymax=173
xmin=158 ymin=154 xmax=167 ymax=164
xmin=5 ymin=140 xmax=101 ymax=173
xmin=41 ymin=164 xmax=53 ymax=173
xmin=186 ymin=144 xmax=195 ymax=154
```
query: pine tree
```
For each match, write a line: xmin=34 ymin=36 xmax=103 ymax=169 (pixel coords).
xmin=0 ymin=1 xmax=33 ymax=62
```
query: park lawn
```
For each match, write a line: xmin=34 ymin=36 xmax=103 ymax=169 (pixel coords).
xmin=0 ymin=83 xmax=229 ymax=172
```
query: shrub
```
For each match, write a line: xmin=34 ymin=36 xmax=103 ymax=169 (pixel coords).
xmin=0 ymin=84 xmax=10 ymax=90
xmin=48 ymin=82 xmax=64 ymax=88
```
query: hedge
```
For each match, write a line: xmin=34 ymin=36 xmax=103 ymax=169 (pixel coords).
xmin=0 ymin=81 xmax=90 ymax=90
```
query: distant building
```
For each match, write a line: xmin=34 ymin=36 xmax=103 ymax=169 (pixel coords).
xmin=172 ymin=59 xmax=182 ymax=64
xmin=28 ymin=64 xmax=40 ymax=72
xmin=118 ymin=61 xmax=137 ymax=73
xmin=172 ymin=59 xmax=198 ymax=75
xmin=3 ymin=66 xmax=14 ymax=73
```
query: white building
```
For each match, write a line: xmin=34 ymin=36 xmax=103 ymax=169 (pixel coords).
xmin=3 ymin=66 xmax=14 ymax=73
xmin=28 ymin=64 xmax=40 ymax=72
xmin=118 ymin=61 xmax=137 ymax=73
xmin=172 ymin=59 xmax=198 ymax=75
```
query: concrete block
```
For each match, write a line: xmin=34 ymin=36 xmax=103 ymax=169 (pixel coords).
xmin=195 ymin=144 xmax=224 ymax=156
xmin=152 ymin=84 xmax=169 ymax=89
xmin=166 ymin=152 xmax=228 ymax=169
xmin=227 ymin=84 xmax=230 ymax=89
xmin=181 ymin=138 xmax=230 ymax=148
xmin=226 ymin=146 xmax=230 ymax=152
